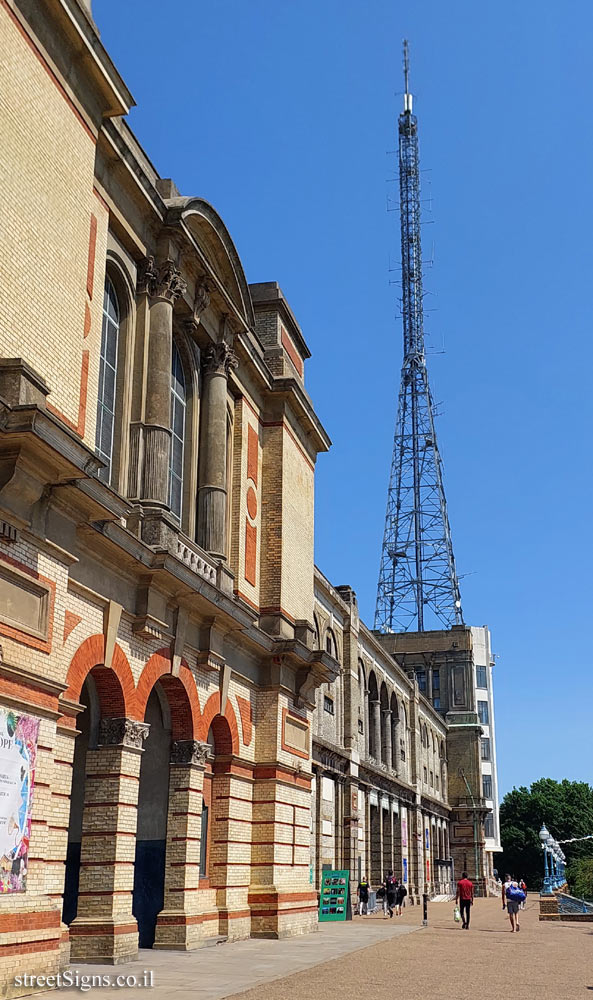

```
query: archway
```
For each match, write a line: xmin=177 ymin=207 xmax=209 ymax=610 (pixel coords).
xmin=133 ymin=685 xmax=171 ymax=947
xmin=62 ymin=662 xmax=127 ymax=932
xmin=62 ymin=678 xmax=96 ymax=925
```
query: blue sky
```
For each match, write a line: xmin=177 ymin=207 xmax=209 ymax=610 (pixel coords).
xmin=94 ymin=0 xmax=593 ymax=798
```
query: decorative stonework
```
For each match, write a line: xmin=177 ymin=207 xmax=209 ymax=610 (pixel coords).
xmin=170 ymin=739 xmax=210 ymax=766
xmin=194 ymin=278 xmax=211 ymax=317
xmin=202 ymin=342 xmax=239 ymax=378
xmin=137 ymin=256 xmax=187 ymax=302
xmin=100 ymin=717 xmax=150 ymax=749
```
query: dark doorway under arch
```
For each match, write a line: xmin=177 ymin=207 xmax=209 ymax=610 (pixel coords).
xmin=132 ymin=687 xmax=171 ymax=948
xmin=62 ymin=680 xmax=94 ymax=925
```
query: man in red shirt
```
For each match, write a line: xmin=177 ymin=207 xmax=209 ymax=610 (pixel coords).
xmin=456 ymin=872 xmax=474 ymax=929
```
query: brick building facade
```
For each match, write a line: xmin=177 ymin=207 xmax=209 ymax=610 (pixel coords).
xmin=0 ymin=2 xmax=497 ymax=995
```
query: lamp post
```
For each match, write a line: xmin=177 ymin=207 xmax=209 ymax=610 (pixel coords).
xmin=539 ymin=824 xmax=554 ymax=895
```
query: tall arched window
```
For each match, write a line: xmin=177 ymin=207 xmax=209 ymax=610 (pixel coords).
xmin=169 ymin=343 xmax=186 ymax=521
xmin=96 ymin=279 xmax=119 ymax=482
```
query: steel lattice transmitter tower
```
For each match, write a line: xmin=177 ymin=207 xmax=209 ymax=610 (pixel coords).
xmin=375 ymin=41 xmax=463 ymax=634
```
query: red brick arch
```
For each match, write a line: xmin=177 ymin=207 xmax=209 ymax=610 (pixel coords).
xmin=197 ymin=691 xmax=239 ymax=754
xmin=134 ymin=648 xmax=201 ymax=740
xmin=64 ymin=634 xmax=136 ymax=718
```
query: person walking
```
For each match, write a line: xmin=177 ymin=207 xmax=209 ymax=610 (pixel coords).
xmin=502 ymin=874 xmax=521 ymax=932
xmin=357 ymin=874 xmax=370 ymax=916
xmin=395 ymin=879 xmax=407 ymax=915
xmin=519 ymin=878 xmax=527 ymax=910
xmin=455 ymin=871 xmax=474 ymax=929
xmin=384 ymin=870 xmax=397 ymax=918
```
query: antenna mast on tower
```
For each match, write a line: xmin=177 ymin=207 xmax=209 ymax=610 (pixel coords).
xmin=375 ymin=40 xmax=463 ymax=633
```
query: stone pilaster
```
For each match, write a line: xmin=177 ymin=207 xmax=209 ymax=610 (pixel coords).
xmin=197 ymin=341 xmax=238 ymax=559
xmin=69 ymin=718 xmax=149 ymax=964
xmin=154 ymin=740 xmax=212 ymax=950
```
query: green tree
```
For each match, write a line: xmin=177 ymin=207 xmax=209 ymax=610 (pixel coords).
xmin=567 ymin=858 xmax=593 ymax=901
xmin=494 ymin=779 xmax=593 ymax=891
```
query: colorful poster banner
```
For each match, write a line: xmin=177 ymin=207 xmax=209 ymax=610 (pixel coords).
xmin=402 ymin=857 xmax=408 ymax=883
xmin=0 ymin=709 xmax=39 ymax=893
xmin=319 ymin=869 xmax=349 ymax=922
xmin=401 ymin=817 xmax=407 ymax=847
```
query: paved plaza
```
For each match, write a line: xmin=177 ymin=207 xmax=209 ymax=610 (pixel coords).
xmin=36 ymin=896 xmax=590 ymax=1000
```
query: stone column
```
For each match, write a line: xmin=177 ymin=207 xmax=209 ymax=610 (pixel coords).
xmin=137 ymin=256 xmax=186 ymax=509
xmin=154 ymin=740 xmax=211 ymax=951
xmin=370 ymin=700 xmax=381 ymax=761
xmin=391 ymin=714 xmax=401 ymax=776
xmin=197 ymin=342 xmax=238 ymax=559
xmin=69 ymin=718 xmax=149 ymax=963
xmin=382 ymin=709 xmax=392 ymax=769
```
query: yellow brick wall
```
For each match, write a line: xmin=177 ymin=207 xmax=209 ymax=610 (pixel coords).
xmin=281 ymin=425 xmax=314 ymax=622
xmin=0 ymin=9 xmax=98 ymax=439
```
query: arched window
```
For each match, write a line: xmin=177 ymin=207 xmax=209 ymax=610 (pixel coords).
xmin=325 ymin=629 xmax=338 ymax=659
xmin=96 ymin=278 xmax=120 ymax=482
xmin=169 ymin=343 xmax=186 ymax=520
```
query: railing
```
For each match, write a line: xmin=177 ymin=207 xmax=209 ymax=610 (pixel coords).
xmin=173 ymin=536 xmax=217 ymax=585
xmin=556 ymin=892 xmax=593 ymax=915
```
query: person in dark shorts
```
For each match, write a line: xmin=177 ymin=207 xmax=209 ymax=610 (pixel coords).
xmin=357 ymin=875 xmax=370 ymax=915
xmin=502 ymin=874 xmax=521 ymax=932
xmin=455 ymin=871 xmax=474 ymax=929
xmin=384 ymin=870 xmax=397 ymax=918
xmin=395 ymin=880 xmax=407 ymax=915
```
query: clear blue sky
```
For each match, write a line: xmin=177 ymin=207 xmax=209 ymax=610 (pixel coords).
xmin=94 ymin=0 xmax=593 ymax=799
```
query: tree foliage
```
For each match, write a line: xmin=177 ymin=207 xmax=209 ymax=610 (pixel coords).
xmin=567 ymin=858 xmax=593 ymax=901
xmin=494 ymin=779 xmax=593 ymax=891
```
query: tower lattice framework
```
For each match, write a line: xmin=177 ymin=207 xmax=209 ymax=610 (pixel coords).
xmin=375 ymin=41 xmax=463 ymax=634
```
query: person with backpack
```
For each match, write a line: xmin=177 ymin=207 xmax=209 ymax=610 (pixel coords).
xmin=455 ymin=871 xmax=474 ymax=929
xmin=395 ymin=880 xmax=407 ymax=915
xmin=502 ymin=874 xmax=525 ymax=932
xmin=357 ymin=874 xmax=370 ymax=915
xmin=383 ymin=870 xmax=397 ymax=918
xmin=518 ymin=877 xmax=527 ymax=909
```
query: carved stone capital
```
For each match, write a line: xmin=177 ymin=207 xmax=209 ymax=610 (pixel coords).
xmin=202 ymin=342 xmax=239 ymax=378
xmin=170 ymin=739 xmax=210 ymax=767
xmin=100 ymin=717 xmax=150 ymax=749
xmin=138 ymin=256 xmax=187 ymax=302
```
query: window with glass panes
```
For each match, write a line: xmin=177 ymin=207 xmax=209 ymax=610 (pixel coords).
xmin=96 ymin=279 xmax=119 ymax=482
xmin=482 ymin=774 xmax=492 ymax=799
xmin=417 ymin=670 xmax=426 ymax=693
xmin=169 ymin=343 xmax=186 ymax=520
xmin=481 ymin=738 xmax=491 ymax=761
xmin=477 ymin=700 xmax=489 ymax=725
xmin=476 ymin=665 xmax=488 ymax=688
xmin=484 ymin=813 xmax=494 ymax=838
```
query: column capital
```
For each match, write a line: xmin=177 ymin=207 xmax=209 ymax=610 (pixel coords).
xmin=203 ymin=341 xmax=239 ymax=378
xmin=138 ymin=255 xmax=187 ymax=301
xmin=170 ymin=739 xmax=210 ymax=767
xmin=99 ymin=717 xmax=150 ymax=749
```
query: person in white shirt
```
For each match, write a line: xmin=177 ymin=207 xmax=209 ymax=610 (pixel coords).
xmin=502 ymin=874 xmax=521 ymax=932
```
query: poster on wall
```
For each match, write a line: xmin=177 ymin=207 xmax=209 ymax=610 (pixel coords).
xmin=402 ymin=857 xmax=408 ymax=883
xmin=401 ymin=817 xmax=407 ymax=847
xmin=0 ymin=709 xmax=39 ymax=893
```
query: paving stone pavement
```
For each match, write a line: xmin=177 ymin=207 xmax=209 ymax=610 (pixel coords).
xmin=35 ymin=896 xmax=591 ymax=1000
xmin=38 ymin=914 xmax=416 ymax=999
xmin=232 ymin=895 xmax=592 ymax=1000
